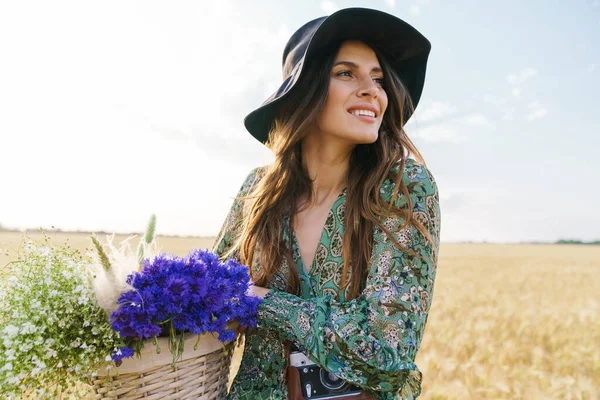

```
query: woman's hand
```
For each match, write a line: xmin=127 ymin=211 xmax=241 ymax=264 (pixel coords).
xmin=233 ymin=284 xmax=270 ymax=335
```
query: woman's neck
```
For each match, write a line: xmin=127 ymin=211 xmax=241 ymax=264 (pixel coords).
xmin=301 ymin=134 xmax=353 ymax=206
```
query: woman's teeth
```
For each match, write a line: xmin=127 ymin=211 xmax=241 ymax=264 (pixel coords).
xmin=350 ymin=109 xmax=375 ymax=117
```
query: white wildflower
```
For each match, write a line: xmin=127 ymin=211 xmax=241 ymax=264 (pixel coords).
xmin=4 ymin=348 xmax=15 ymax=361
xmin=0 ymin=238 xmax=122 ymax=397
xmin=3 ymin=325 xmax=19 ymax=338
xmin=20 ymin=322 xmax=37 ymax=334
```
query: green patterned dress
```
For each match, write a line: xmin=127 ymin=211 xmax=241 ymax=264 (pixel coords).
xmin=212 ymin=158 xmax=441 ymax=400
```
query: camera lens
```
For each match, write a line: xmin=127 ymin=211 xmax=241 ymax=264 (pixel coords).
xmin=319 ymin=369 xmax=349 ymax=392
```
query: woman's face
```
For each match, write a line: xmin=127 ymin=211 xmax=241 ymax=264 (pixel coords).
xmin=314 ymin=40 xmax=388 ymax=145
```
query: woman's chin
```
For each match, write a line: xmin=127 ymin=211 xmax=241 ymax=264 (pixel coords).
xmin=321 ymin=129 xmax=380 ymax=145
xmin=352 ymin=132 xmax=379 ymax=145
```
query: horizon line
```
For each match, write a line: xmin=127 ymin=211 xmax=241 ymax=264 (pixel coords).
xmin=1 ymin=228 xmax=598 ymax=246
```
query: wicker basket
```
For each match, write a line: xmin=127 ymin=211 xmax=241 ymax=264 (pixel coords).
xmin=93 ymin=333 xmax=234 ymax=400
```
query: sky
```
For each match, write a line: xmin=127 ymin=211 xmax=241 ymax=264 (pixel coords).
xmin=0 ymin=0 xmax=599 ymax=243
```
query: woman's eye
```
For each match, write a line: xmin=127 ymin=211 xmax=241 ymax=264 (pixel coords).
xmin=335 ymin=71 xmax=384 ymax=86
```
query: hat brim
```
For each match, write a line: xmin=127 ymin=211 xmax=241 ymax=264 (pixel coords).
xmin=244 ymin=8 xmax=431 ymax=144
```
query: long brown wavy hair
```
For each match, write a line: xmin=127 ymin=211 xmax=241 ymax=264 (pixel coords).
xmin=227 ymin=41 xmax=433 ymax=300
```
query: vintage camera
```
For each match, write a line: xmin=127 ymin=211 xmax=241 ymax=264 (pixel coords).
xmin=289 ymin=351 xmax=362 ymax=399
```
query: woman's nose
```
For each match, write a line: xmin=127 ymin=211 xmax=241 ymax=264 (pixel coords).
xmin=357 ymin=77 xmax=379 ymax=98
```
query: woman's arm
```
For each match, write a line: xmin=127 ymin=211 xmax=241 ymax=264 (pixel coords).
xmin=256 ymin=162 xmax=441 ymax=398
xmin=211 ymin=166 xmax=265 ymax=259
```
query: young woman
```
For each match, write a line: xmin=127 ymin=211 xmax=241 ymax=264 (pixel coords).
xmin=213 ymin=7 xmax=441 ymax=400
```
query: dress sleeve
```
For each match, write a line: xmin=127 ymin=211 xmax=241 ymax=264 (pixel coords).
xmin=256 ymin=161 xmax=441 ymax=398
xmin=211 ymin=166 xmax=264 ymax=259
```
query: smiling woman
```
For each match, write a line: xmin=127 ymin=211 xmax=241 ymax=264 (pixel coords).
xmin=212 ymin=7 xmax=440 ymax=400
xmin=316 ymin=42 xmax=389 ymax=145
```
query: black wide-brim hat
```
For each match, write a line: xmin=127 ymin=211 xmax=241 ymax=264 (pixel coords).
xmin=244 ymin=7 xmax=431 ymax=144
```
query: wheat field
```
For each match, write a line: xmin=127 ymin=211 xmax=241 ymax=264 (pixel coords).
xmin=1 ymin=231 xmax=598 ymax=399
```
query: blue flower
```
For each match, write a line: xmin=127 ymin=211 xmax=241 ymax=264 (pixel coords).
xmin=203 ymin=288 xmax=226 ymax=313
xmin=218 ymin=329 xmax=236 ymax=343
xmin=112 ymin=347 xmax=135 ymax=363
xmin=163 ymin=277 xmax=190 ymax=308
xmin=188 ymin=277 xmax=208 ymax=302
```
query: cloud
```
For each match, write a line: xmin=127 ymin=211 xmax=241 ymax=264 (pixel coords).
xmin=412 ymin=125 xmax=468 ymax=143
xmin=415 ymin=102 xmax=496 ymax=128
xmin=320 ymin=0 xmax=339 ymax=14
xmin=502 ymin=108 xmax=515 ymax=121
xmin=506 ymin=68 xmax=537 ymax=85
xmin=483 ymin=83 xmax=547 ymax=122
xmin=587 ymin=63 xmax=598 ymax=73
xmin=526 ymin=102 xmax=548 ymax=121
xmin=409 ymin=0 xmax=429 ymax=16
xmin=483 ymin=94 xmax=509 ymax=106
xmin=417 ymin=101 xmax=458 ymax=122
xmin=462 ymin=114 xmax=496 ymax=129
xmin=384 ymin=0 xmax=397 ymax=8
xmin=505 ymin=68 xmax=537 ymax=102
xmin=409 ymin=100 xmax=495 ymax=143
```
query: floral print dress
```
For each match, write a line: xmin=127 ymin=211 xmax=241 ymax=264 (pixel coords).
xmin=212 ymin=158 xmax=441 ymax=400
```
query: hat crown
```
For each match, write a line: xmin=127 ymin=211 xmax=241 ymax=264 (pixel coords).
xmin=281 ymin=17 xmax=326 ymax=79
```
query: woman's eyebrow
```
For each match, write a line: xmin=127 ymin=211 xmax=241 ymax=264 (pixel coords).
xmin=333 ymin=60 xmax=383 ymax=73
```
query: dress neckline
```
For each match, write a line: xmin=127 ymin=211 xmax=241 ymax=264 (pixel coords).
xmin=289 ymin=187 xmax=347 ymax=280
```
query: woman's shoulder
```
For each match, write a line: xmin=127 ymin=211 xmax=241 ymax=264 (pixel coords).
xmin=381 ymin=157 xmax=438 ymax=203
xmin=391 ymin=157 xmax=434 ymax=181
xmin=237 ymin=165 xmax=269 ymax=197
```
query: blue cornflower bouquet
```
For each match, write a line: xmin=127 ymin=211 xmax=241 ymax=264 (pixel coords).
xmin=110 ymin=249 xmax=260 ymax=365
